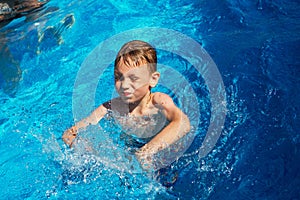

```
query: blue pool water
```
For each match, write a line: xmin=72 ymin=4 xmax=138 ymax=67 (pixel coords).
xmin=1 ymin=0 xmax=299 ymax=199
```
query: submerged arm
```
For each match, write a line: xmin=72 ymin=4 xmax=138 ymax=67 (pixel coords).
xmin=136 ymin=93 xmax=191 ymax=166
xmin=62 ymin=105 xmax=107 ymax=147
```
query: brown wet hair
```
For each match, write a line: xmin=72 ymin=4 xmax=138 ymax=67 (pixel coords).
xmin=114 ymin=40 xmax=157 ymax=74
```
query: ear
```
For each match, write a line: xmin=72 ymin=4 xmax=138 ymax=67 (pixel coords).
xmin=150 ymin=71 xmax=160 ymax=88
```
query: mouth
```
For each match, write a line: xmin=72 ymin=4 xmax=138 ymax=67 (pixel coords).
xmin=122 ymin=92 xmax=132 ymax=97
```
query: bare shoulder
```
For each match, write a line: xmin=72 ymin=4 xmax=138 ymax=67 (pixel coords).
xmin=96 ymin=104 xmax=108 ymax=112
xmin=152 ymin=92 xmax=176 ymax=109
xmin=152 ymin=92 xmax=184 ymax=121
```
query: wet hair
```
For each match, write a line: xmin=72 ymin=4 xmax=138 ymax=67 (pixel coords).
xmin=114 ymin=40 xmax=157 ymax=73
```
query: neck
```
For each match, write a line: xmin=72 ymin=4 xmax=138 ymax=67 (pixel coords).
xmin=128 ymin=90 xmax=151 ymax=114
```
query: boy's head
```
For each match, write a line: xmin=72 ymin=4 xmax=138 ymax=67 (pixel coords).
xmin=114 ymin=40 xmax=157 ymax=73
xmin=114 ymin=40 xmax=160 ymax=104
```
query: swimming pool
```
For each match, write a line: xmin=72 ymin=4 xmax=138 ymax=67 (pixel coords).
xmin=1 ymin=0 xmax=299 ymax=199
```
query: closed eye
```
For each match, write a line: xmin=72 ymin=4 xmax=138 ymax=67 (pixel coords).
xmin=114 ymin=73 xmax=123 ymax=81
xmin=129 ymin=75 xmax=139 ymax=81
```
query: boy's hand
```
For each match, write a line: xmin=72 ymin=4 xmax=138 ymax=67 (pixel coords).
xmin=62 ymin=126 xmax=77 ymax=147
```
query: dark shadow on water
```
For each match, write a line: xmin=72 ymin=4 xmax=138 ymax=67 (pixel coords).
xmin=0 ymin=1 xmax=74 ymax=97
xmin=0 ymin=0 xmax=49 ymax=96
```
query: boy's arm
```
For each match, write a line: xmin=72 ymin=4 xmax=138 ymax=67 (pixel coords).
xmin=136 ymin=93 xmax=191 ymax=164
xmin=62 ymin=104 xmax=108 ymax=147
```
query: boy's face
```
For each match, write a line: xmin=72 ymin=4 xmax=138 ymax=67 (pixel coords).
xmin=114 ymin=63 xmax=158 ymax=104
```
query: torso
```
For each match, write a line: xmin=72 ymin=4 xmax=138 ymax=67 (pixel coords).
xmin=103 ymin=93 xmax=169 ymax=147
xmin=111 ymin=109 xmax=168 ymax=138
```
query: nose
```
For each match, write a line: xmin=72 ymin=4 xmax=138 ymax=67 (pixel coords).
xmin=120 ymin=77 xmax=130 ymax=90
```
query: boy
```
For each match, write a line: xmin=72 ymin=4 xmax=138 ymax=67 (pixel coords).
xmin=62 ymin=40 xmax=190 ymax=169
